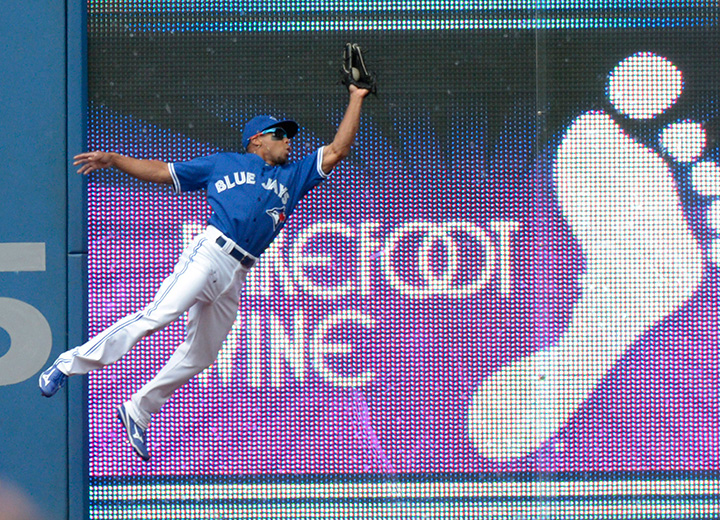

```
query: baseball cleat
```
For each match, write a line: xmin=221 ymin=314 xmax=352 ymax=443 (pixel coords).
xmin=39 ymin=365 xmax=68 ymax=397
xmin=117 ymin=404 xmax=150 ymax=461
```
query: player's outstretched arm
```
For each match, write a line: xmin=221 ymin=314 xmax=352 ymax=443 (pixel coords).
xmin=73 ymin=151 xmax=172 ymax=185
xmin=321 ymin=86 xmax=369 ymax=174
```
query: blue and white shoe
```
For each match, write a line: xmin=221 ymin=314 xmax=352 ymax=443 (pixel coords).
xmin=117 ymin=404 xmax=150 ymax=461
xmin=38 ymin=364 xmax=68 ymax=397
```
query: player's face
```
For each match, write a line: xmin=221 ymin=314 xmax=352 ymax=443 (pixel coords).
xmin=259 ymin=128 xmax=291 ymax=165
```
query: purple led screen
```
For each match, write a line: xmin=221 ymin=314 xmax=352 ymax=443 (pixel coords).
xmin=86 ymin=29 xmax=720 ymax=477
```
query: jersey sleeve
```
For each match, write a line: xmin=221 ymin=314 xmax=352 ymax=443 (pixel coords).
xmin=168 ymin=154 xmax=217 ymax=193
xmin=291 ymin=147 xmax=329 ymax=202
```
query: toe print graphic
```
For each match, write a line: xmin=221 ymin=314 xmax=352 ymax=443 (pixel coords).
xmin=469 ymin=52 xmax=705 ymax=460
xmin=685 ymin=140 xmax=720 ymax=264
xmin=662 ymin=120 xmax=720 ymax=262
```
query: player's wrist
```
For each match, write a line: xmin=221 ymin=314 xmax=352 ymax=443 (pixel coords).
xmin=99 ymin=152 xmax=115 ymax=168
xmin=349 ymin=90 xmax=367 ymax=103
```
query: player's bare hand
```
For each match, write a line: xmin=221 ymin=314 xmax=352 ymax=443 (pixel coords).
xmin=73 ymin=151 xmax=115 ymax=175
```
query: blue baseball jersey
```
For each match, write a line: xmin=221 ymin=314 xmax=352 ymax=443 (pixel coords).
xmin=169 ymin=147 xmax=329 ymax=257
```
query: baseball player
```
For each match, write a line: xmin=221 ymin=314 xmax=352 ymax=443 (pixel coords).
xmin=38 ymin=44 xmax=376 ymax=461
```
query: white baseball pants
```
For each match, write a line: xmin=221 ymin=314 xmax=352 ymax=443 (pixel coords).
xmin=55 ymin=226 xmax=249 ymax=429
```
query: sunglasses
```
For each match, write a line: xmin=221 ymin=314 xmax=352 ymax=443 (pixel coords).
xmin=257 ymin=127 xmax=289 ymax=140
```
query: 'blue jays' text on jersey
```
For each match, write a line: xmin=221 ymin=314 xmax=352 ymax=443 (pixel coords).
xmin=169 ymin=147 xmax=328 ymax=257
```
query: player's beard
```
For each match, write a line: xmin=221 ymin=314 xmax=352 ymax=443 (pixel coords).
xmin=275 ymin=149 xmax=290 ymax=165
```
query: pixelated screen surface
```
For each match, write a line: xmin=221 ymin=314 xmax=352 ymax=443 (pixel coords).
xmin=85 ymin=1 xmax=720 ymax=517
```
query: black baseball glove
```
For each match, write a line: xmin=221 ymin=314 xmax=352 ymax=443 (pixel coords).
xmin=340 ymin=43 xmax=377 ymax=95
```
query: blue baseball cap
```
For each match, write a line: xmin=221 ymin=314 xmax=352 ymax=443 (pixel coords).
xmin=242 ymin=115 xmax=298 ymax=149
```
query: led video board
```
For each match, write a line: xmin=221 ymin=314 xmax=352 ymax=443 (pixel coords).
xmin=85 ymin=1 xmax=720 ymax=517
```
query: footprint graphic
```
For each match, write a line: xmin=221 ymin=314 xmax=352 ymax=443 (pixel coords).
xmin=469 ymin=52 xmax=705 ymax=460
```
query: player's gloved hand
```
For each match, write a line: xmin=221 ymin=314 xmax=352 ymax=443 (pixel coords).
xmin=340 ymin=43 xmax=377 ymax=95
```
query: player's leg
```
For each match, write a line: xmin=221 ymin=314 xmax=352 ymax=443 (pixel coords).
xmin=124 ymin=278 xmax=243 ymax=429
xmin=114 ymin=236 xmax=246 ymax=460
xmin=40 ymin=234 xmax=218 ymax=396
xmin=115 ymin=294 xmax=240 ymax=461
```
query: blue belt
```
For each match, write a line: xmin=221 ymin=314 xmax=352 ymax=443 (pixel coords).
xmin=216 ymin=236 xmax=256 ymax=269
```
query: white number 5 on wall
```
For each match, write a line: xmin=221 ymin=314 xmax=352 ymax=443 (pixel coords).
xmin=0 ymin=243 xmax=52 ymax=386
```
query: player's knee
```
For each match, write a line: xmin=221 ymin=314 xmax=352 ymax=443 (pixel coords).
xmin=198 ymin=352 xmax=220 ymax=370
xmin=186 ymin=346 xmax=222 ymax=372
xmin=138 ymin=311 xmax=175 ymax=336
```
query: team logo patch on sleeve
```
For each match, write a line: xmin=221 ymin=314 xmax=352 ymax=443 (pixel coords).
xmin=266 ymin=206 xmax=287 ymax=230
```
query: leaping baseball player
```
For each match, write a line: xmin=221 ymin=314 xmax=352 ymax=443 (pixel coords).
xmin=38 ymin=44 xmax=377 ymax=461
